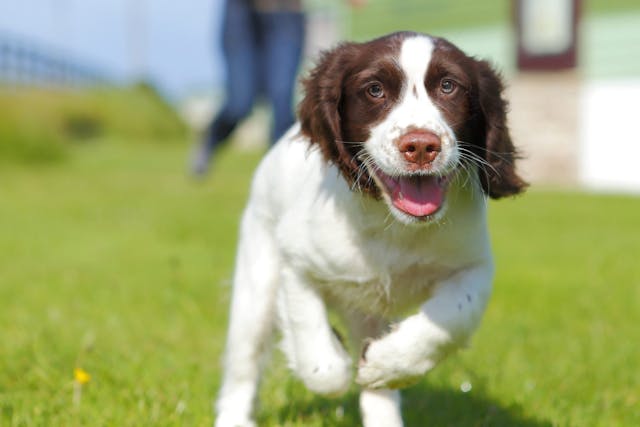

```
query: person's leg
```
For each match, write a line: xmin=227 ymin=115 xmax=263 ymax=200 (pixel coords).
xmin=192 ymin=0 xmax=259 ymax=175
xmin=258 ymin=11 xmax=305 ymax=145
xmin=209 ymin=0 xmax=259 ymax=147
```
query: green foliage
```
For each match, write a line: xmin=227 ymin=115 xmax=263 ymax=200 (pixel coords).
xmin=0 ymin=142 xmax=639 ymax=426
xmin=0 ymin=85 xmax=188 ymax=165
xmin=349 ymin=0 xmax=640 ymax=40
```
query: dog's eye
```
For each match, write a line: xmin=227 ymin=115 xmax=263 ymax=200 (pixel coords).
xmin=440 ymin=79 xmax=456 ymax=94
xmin=367 ymin=83 xmax=384 ymax=99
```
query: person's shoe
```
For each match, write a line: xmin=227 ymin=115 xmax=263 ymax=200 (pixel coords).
xmin=190 ymin=142 xmax=213 ymax=177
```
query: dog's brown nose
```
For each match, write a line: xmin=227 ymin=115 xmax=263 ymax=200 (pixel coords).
xmin=397 ymin=130 xmax=442 ymax=166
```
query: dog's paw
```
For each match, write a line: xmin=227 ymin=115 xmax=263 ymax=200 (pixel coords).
xmin=297 ymin=351 xmax=352 ymax=396
xmin=284 ymin=328 xmax=353 ymax=396
xmin=355 ymin=338 xmax=429 ymax=389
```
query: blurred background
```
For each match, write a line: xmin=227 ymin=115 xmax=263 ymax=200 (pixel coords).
xmin=2 ymin=0 xmax=639 ymax=188
xmin=1 ymin=1 xmax=639 ymax=426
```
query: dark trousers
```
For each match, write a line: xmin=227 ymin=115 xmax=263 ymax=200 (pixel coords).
xmin=206 ymin=0 xmax=305 ymax=150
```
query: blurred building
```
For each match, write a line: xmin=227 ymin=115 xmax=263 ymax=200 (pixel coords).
xmin=509 ymin=1 xmax=640 ymax=193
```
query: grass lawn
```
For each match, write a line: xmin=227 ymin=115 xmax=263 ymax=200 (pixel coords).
xmin=348 ymin=0 xmax=640 ymax=40
xmin=1 ymin=140 xmax=639 ymax=426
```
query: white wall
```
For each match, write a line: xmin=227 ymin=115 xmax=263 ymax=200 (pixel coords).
xmin=580 ymin=79 xmax=640 ymax=193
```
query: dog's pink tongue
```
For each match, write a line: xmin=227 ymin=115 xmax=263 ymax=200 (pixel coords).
xmin=392 ymin=176 xmax=443 ymax=217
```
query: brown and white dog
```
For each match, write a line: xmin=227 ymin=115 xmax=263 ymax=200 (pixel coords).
xmin=215 ymin=32 xmax=526 ymax=427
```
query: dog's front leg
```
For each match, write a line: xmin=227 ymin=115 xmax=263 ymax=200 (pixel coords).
xmin=278 ymin=267 xmax=352 ymax=396
xmin=356 ymin=263 xmax=493 ymax=390
xmin=359 ymin=388 xmax=404 ymax=427
xmin=216 ymin=210 xmax=280 ymax=427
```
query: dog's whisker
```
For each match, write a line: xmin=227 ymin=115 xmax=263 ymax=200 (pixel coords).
xmin=457 ymin=140 xmax=516 ymax=164
xmin=457 ymin=147 xmax=501 ymax=179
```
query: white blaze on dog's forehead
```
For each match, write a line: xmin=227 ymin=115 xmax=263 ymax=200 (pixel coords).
xmin=398 ymin=36 xmax=435 ymax=98
xmin=386 ymin=35 xmax=447 ymax=136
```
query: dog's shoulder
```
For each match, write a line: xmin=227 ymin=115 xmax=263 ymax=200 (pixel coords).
xmin=249 ymin=125 xmax=323 ymax=206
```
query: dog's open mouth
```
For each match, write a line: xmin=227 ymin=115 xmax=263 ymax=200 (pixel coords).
xmin=374 ymin=170 xmax=450 ymax=219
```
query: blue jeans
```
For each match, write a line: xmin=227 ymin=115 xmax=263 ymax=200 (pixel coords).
xmin=206 ymin=0 xmax=305 ymax=149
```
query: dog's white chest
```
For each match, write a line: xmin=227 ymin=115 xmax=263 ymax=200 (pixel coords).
xmin=277 ymin=202 xmax=469 ymax=316
xmin=314 ymin=260 xmax=464 ymax=316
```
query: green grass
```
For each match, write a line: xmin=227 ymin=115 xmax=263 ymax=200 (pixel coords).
xmin=349 ymin=0 xmax=640 ymax=40
xmin=0 ymin=84 xmax=188 ymax=165
xmin=1 ymin=140 xmax=639 ymax=426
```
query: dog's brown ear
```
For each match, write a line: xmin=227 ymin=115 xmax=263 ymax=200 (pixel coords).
xmin=298 ymin=43 xmax=359 ymax=178
xmin=476 ymin=60 xmax=528 ymax=199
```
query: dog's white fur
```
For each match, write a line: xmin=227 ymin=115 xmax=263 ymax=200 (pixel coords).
xmin=215 ymin=35 xmax=496 ymax=427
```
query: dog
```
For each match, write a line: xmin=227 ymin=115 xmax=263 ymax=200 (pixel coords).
xmin=214 ymin=31 xmax=527 ymax=427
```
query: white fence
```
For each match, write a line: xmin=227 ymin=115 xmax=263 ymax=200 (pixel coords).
xmin=0 ymin=33 xmax=108 ymax=87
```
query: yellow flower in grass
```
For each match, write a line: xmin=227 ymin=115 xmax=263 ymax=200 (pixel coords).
xmin=74 ymin=367 xmax=91 ymax=385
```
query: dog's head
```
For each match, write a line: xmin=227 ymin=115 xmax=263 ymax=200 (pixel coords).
xmin=299 ymin=32 xmax=527 ymax=224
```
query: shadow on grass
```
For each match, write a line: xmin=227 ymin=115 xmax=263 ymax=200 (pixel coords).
xmin=266 ymin=382 xmax=551 ymax=427
xmin=402 ymin=383 xmax=552 ymax=427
